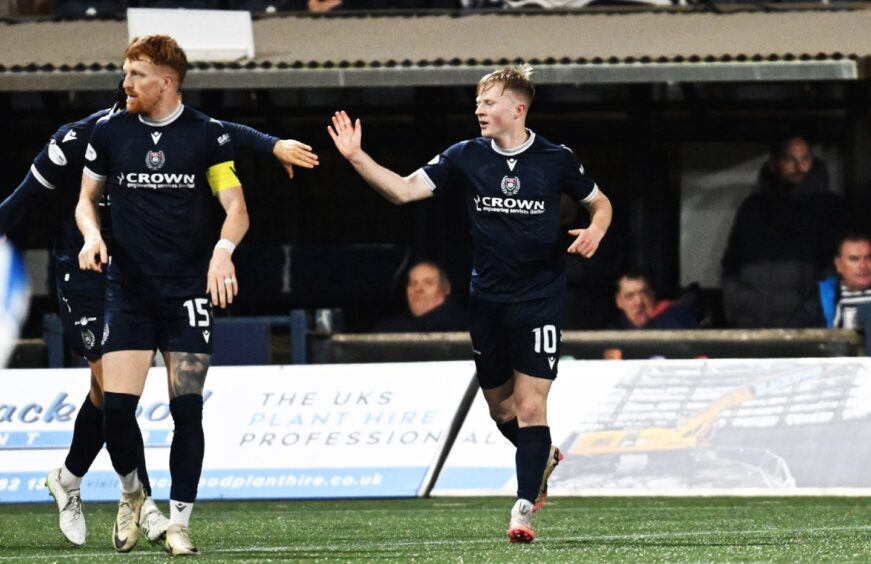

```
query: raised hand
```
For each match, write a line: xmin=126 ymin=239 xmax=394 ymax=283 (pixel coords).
xmin=327 ymin=111 xmax=363 ymax=161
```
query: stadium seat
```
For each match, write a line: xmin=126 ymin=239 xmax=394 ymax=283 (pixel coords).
xmin=211 ymin=317 xmax=271 ymax=366
xmin=55 ymin=0 xmax=126 ymax=19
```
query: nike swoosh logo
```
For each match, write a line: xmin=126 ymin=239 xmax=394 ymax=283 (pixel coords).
xmin=113 ymin=522 xmax=128 ymax=549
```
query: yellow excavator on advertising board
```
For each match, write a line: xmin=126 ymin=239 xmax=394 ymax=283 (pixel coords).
xmin=567 ymin=365 xmax=823 ymax=456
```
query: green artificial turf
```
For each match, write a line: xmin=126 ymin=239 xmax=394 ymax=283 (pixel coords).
xmin=1 ymin=497 xmax=869 ymax=562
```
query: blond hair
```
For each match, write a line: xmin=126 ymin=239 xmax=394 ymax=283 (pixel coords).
xmin=476 ymin=64 xmax=535 ymax=106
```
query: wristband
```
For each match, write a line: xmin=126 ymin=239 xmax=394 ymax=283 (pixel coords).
xmin=215 ymin=239 xmax=236 ymax=254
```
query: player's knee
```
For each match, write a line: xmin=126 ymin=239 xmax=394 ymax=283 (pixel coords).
xmin=514 ymin=397 xmax=545 ymax=425
xmin=102 ymin=392 xmax=139 ymax=426
xmin=488 ymin=403 xmax=516 ymax=423
xmin=170 ymin=393 xmax=204 ymax=428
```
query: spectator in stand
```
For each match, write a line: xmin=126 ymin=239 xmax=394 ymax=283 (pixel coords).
xmin=720 ymin=134 xmax=849 ymax=328
xmin=283 ymin=0 xmax=459 ymax=11
xmin=374 ymin=260 xmax=467 ymax=332
xmin=793 ymin=232 xmax=871 ymax=354
xmin=609 ymin=270 xmax=697 ymax=330
xmin=305 ymin=0 xmax=342 ymax=10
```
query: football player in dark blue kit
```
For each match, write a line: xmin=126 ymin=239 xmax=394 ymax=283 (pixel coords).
xmin=0 ymin=83 xmax=317 ymax=547
xmin=76 ymin=35 xmax=249 ymax=556
xmin=329 ymin=64 xmax=612 ymax=544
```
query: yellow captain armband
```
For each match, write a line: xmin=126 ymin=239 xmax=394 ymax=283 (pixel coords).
xmin=207 ymin=161 xmax=241 ymax=195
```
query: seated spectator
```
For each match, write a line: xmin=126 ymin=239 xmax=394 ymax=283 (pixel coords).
xmin=720 ymin=134 xmax=848 ymax=328
xmin=282 ymin=0 xmax=458 ymax=11
xmin=609 ymin=271 xmax=697 ymax=330
xmin=794 ymin=232 xmax=871 ymax=353
xmin=373 ymin=260 xmax=467 ymax=332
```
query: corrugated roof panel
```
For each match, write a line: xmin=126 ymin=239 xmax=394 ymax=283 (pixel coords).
xmin=0 ymin=10 xmax=867 ymax=89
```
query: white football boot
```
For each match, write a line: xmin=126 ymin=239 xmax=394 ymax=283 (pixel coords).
xmin=45 ymin=467 xmax=86 ymax=546
xmin=506 ymin=498 xmax=535 ymax=544
xmin=140 ymin=496 xmax=170 ymax=542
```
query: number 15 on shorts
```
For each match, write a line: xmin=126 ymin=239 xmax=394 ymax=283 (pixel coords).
xmin=183 ymin=298 xmax=211 ymax=327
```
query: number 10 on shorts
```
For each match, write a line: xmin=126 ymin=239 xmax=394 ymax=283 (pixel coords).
xmin=532 ymin=325 xmax=558 ymax=354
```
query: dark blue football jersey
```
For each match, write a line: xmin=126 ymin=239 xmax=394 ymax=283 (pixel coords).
xmin=84 ymin=105 xmax=237 ymax=279
xmin=30 ymin=109 xmax=112 ymax=267
xmin=419 ymin=131 xmax=598 ymax=302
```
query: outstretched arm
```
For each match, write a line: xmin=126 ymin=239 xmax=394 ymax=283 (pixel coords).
xmin=0 ymin=171 xmax=52 ymax=235
xmin=221 ymin=121 xmax=319 ymax=179
xmin=567 ymin=190 xmax=612 ymax=258
xmin=328 ymin=111 xmax=433 ymax=205
xmin=76 ymin=174 xmax=108 ymax=272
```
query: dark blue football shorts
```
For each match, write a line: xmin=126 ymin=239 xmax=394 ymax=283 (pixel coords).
xmin=55 ymin=261 xmax=106 ymax=362
xmin=102 ymin=274 xmax=213 ymax=355
xmin=469 ymin=295 xmax=563 ymax=389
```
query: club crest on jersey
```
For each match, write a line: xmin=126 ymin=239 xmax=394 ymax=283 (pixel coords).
xmin=81 ymin=329 xmax=95 ymax=350
xmin=500 ymin=175 xmax=521 ymax=196
xmin=145 ymin=150 xmax=166 ymax=171
xmin=48 ymin=139 xmax=68 ymax=166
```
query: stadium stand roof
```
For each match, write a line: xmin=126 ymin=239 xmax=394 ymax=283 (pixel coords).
xmin=0 ymin=8 xmax=869 ymax=91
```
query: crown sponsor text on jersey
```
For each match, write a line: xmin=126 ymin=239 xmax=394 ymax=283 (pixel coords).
xmin=475 ymin=195 xmax=545 ymax=215
xmin=124 ymin=172 xmax=196 ymax=186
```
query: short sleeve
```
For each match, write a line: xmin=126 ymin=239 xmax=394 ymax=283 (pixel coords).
xmin=417 ymin=142 xmax=464 ymax=196
xmin=559 ymin=146 xmax=598 ymax=203
xmin=30 ymin=125 xmax=79 ymax=190
xmin=83 ymin=119 xmax=110 ymax=181
xmin=205 ymin=119 xmax=240 ymax=194
xmin=206 ymin=119 xmax=236 ymax=168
